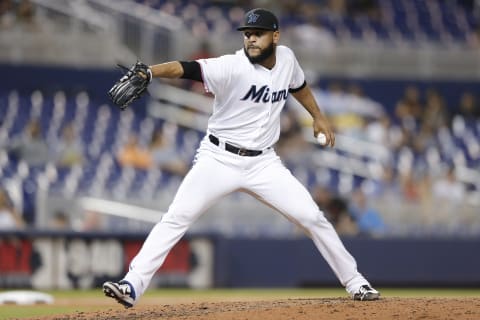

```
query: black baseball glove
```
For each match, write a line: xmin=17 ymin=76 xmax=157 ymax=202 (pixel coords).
xmin=108 ymin=61 xmax=152 ymax=110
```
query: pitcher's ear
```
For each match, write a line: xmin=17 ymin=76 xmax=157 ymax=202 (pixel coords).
xmin=273 ymin=30 xmax=280 ymax=43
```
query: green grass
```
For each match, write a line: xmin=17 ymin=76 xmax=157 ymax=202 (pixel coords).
xmin=0 ymin=288 xmax=479 ymax=320
xmin=0 ymin=305 xmax=103 ymax=320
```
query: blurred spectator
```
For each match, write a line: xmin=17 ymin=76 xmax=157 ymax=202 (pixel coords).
xmin=0 ymin=0 xmax=14 ymax=29
xmin=452 ymin=91 xmax=480 ymax=124
xmin=409 ymin=89 xmax=448 ymax=156
xmin=395 ymin=85 xmax=423 ymax=133
xmin=399 ymin=167 xmax=422 ymax=203
xmin=364 ymin=115 xmax=392 ymax=146
xmin=189 ymin=40 xmax=213 ymax=60
xmin=49 ymin=210 xmax=70 ymax=230
xmin=411 ymin=124 xmax=436 ymax=156
xmin=422 ymin=89 xmax=449 ymax=132
xmin=398 ymin=164 xmax=433 ymax=224
xmin=6 ymin=119 xmax=50 ymax=166
xmin=393 ymin=126 xmax=415 ymax=152
xmin=349 ymin=188 xmax=386 ymax=236
xmin=431 ymin=166 xmax=466 ymax=225
xmin=308 ymin=82 xmax=383 ymax=137
xmin=276 ymin=108 xmax=313 ymax=167
xmin=55 ymin=123 xmax=84 ymax=167
xmin=432 ymin=166 xmax=465 ymax=204
xmin=289 ymin=16 xmax=336 ymax=53
xmin=17 ymin=0 xmax=35 ymax=23
xmin=16 ymin=0 xmax=35 ymax=26
xmin=312 ymin=186 xmax=358 ymax=236
xmin=366 ymin=164 xmax=401 ymax=198
xmin=347 ymin=0 xmax=381 ymax=20
xmin=279 ymin=107 xmax=302 ymax=141
xmin=467 ymin=24 xmax=480 ymax=48
xmin=0 ymin=187 xmax=25 ymax=230
xmin=149 ymin=127 xmax=188 ymax=176
xmin=346 ymin=84 xmax=385 ymax=117
xmin=325 ymin=0 xmax=347 ymax=16
xmin=117 ymin=134 xmax=152 ymax=170
xmin=414 ymin=170 xmax=434 ymax=223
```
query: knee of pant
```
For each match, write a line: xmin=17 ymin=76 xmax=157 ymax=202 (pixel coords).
xmin=298 ymin=210 xmax=328 ymax=229
xmin=161 ymin=210 xmax=197 ymax=226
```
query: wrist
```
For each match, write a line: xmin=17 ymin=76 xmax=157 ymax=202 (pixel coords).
xmin=147 ymin=67 xmax=153 ymax=83
xmin=312 ymin=113 xmax=326 ymax=121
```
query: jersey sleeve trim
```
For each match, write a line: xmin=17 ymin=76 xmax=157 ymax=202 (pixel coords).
xmin=289 ymin=80 xmax=306 ymax=93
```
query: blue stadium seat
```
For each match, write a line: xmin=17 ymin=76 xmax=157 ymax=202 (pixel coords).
xmin=130 ymin=0 xmax=474 ymax=45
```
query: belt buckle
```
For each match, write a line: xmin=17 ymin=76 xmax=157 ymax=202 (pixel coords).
xmin=237 ymin=148 xmax=248 ymax=156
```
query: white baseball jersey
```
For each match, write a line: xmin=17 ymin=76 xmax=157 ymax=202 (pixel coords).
xmin=197 ymin=45 xmax=305 ymax=150
xmin=122 ymin=45 xmax=372 ymax=303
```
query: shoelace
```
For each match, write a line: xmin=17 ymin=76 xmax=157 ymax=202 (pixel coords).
xmin=361 ymin=286 xmax=371 ymax=293
xmin=119 ymin=284 xmax=131 ymax=295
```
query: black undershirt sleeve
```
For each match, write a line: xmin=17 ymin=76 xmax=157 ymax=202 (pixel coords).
xmin=179 ymin=61 xmax=203 ymax=82
xmin=288 ymin=80 xmax=307 ymax=93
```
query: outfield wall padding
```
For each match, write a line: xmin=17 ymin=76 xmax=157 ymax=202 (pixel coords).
xmin=1 ymin=232 xmax=479 ymax=289
xmin=214 ymin=237 xmax=480 ymax=287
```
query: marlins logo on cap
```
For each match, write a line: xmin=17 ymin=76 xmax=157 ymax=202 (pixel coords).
xmin=247 ymin=12 xmax=260 ymax=24
xmin=237 ymin=8 xmax=279 ymax=31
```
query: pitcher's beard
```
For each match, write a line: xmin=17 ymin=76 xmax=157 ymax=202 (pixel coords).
xmin=244 ymin=43 xmax=275 ymax=64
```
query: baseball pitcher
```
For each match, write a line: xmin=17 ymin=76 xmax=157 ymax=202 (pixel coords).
xmin=104 ymin=8 xmax=380 ymax=308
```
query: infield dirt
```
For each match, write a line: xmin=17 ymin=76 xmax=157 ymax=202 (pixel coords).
xmin=25 ymin=297 xmax=480 ymax=320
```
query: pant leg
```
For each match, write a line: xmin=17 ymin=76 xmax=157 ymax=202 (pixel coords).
xmin=124 ymin=154 xmax=242 ymax=297
xmin=246 ymin=157 xmax=368 ymax=292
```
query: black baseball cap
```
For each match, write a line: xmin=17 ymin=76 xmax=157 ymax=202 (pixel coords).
xmin=237 ymin=8 xmax=279 ymax=31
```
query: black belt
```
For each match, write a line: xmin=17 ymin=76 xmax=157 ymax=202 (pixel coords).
xmin=208 ymin=134 xmax=263 ymax=157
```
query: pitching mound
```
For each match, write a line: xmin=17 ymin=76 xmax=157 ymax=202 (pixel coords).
xmin=31 ymin=297 xmax=480 ymax=320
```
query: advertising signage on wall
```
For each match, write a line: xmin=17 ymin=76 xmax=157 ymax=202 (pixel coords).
xmin=0 ymin=233 xmax=213 ymax=290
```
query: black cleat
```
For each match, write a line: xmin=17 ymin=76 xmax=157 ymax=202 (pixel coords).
xmin=103 ymin=281 xmax=136 ymax=308
xmin=353 ymin=285 xmax=380 ymax=301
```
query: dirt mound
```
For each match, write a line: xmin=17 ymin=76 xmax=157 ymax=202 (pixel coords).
xmin=30 ymin=297 xmax=480 ymax=320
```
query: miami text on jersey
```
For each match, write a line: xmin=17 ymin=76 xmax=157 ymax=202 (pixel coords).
xmin=241 ymin=85 xmax=288 ymax=103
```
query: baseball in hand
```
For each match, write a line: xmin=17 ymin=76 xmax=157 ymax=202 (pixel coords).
xmin=316 ymin=133 xmax=327 ymax=145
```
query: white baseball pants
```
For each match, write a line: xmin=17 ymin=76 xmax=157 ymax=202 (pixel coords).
xmin=123 ymin=137 xmax=370 ymax=298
